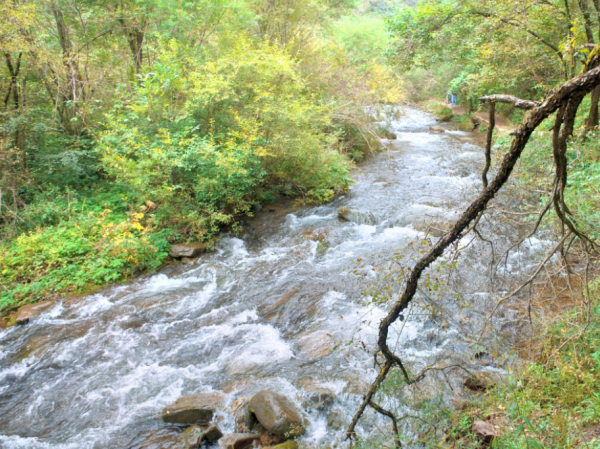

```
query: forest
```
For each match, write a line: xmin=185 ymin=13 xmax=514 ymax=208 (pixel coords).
xmin=1 ymin=0 xmax=600 ymax=448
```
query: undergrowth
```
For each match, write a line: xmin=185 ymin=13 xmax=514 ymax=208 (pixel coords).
xmin=449 ymin=291 xmax=600 ymax=448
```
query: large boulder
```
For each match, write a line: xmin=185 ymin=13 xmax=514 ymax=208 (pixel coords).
xmin=249 ymin=390 xmax=305 ymax=439
xmin=162 ymin=392 xmax=224 ymax=425
xmin=16 ymin=301 xmax=56 ymax=325
xmin=169 ymin=243 xmax=212 ymax=259
xmin=218 ymin=433 xmax=260 ymax=449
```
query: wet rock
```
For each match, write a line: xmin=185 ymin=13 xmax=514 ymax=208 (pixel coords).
xmin=298 ymin=378 xmax=335 ymax=410
xmin=0 ymin=318 xmax=8 ymax=329
xmin=337 ymin=208 xmax=377 ymax=225
xmin=223 ymin=379 xmax=251 ymax=395
xmin=429 ymin=126 xmax=445 ymax=133
xmin=128 ymin=428 xmax=181 ymax=449
xmin=301 ymin=230 xmax=327 ymax=243
xmin=162 ymin=392 xmax=225 ymax=425
xmin=337 ymin=208 xmax=352 ymax=222
xmin=218 ymin=433 xmax=260 ymax=449
xmin=180 ymin=258 xmax=195 ymax=265
xmin=232 ymin=397 xmax=255 ymax=432
xmin=204 ymin=423 xmax=224 ymax=443
xmin=249 ymin=390 xmax=305 ymax=439
xmin=177 ymin=426 xmax=204 ymax=449
xmin=258 ymin=427 xmax=282 ymax=447
xmin=169 ymin=243 xmax=212 ymax=259
xmin=259 ymin=289 xmax=299 ymax=315
xmin=463 ymin=373 xmax=496 ymax=392
xmin=342 ymin=372 xmax=370 ymax=395
xmin=297 ymin=331 xmax=334 ymax=360
xmin=471 ymin=420 xmax=499 ymax=443
xmin=20 ymin=334 xmax=54 ymax=359
xmin=326 ymin=407 xmax=345 ymax=431
xmin=384 ymin=131 xmax=397 ymax=140
xmin=16 ymin=301 xmax=56 ymax=325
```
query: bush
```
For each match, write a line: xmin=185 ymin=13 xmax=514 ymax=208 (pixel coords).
xmin=427 ymin=102 xmax=454 ymax=122
xmin=0 ymin=189 xmax=170 ymax=312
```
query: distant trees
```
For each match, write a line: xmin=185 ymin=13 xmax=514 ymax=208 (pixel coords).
xmin=388 ymin=0 xmax=600 ymax=128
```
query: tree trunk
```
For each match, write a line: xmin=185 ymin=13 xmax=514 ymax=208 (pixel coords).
xmin=586 ymin=85 xmax=600 ymax=132
xmin=3 ymin=52 xmax=26 ymax=169
xmin=50 ymin=0 xmax=84 ymax=135
xmin=127 ymin=26 xmax=145 ymax=74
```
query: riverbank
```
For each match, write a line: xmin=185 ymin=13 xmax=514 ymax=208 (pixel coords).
xmin=0 ymin=130 xmax=393 ymax=325
xmin=429 ymin=105 xmax=600 ymax=448
xmin=448 ymin=285 xmax=600 ymax=447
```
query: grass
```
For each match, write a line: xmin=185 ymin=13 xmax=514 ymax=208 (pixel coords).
xmin=448 ymin=294 xmax=600 ymax=448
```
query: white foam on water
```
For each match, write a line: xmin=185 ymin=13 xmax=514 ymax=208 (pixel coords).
xmin=0 ymin=435 xmax=85 ymax=449
xmin=223 ymin=324 xmax=294 ymax=375
xmin=230 ymin=309 xmax=259 ymax=324
xmin=305 ymin=417 xmax=329 ymax=444
xmin=0 ymin=358 xmax=37 ymax=382
xmin=322 ymin=290 xmax=346 ymax=307
xmin=71 ymin=293 xmax=115 ymax=317
xmin=224 ymin=237 xmax=249 ymax=259
xmin=143 ymin=273 xmax=203 ymax=292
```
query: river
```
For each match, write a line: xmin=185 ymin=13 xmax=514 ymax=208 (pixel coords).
xmin=0 ymin=108 xmax=552 ymax=448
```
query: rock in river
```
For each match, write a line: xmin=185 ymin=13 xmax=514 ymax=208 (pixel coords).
xmin=177 ymin=426 xmax=205 ymax=449
xmin=298 ymin=378 xmax=335 ymax=410
xmin=297 ymin=331 xmax=334 ymax=360
xmin=218 ymin=433 xmax=260 ymax=449
xmin=249 ymin=390 xmax=305 ymax=439
xmin=204 ymin=423 xmax=224 ymax=442
xmin=169 ymin=243 xmax=212 ymax=259
xmin=16 ymin=301 xmax=56 ymax=325
xmin=162 ymin=392 xmax=224 ymax=425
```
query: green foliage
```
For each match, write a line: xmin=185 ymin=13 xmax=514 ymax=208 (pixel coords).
xmin=0 ymin=0 xmax=402 ymax=311
xmin=0 ymin=188 xmax=170 ymax=311
xmin=503 ymin=125 xmax=600 ymax=241
xmin=332 ymin=15 xmax=391 ymax=67
xmin=427 ymin=101 xmax=454 ymax=122
xmin=387 ymin=0 xmax=570 ymax=105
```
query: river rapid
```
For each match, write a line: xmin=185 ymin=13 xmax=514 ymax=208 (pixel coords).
xmin=0 ymin=109 xmax=552 ymax=448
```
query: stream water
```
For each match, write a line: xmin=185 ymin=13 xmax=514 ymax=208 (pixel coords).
xmin=0 ymin=109 xmax=552 ymax=448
